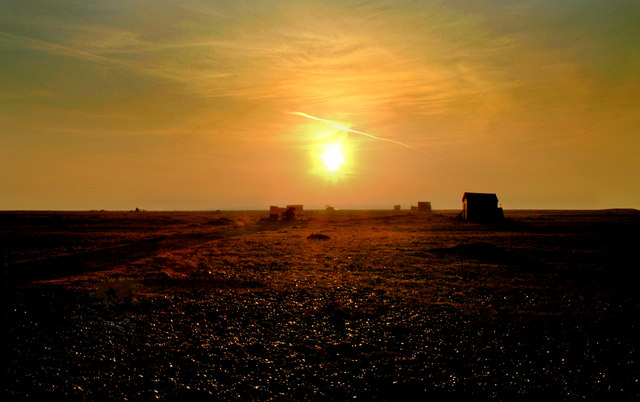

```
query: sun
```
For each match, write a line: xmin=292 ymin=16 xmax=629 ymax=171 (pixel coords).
xmin=322 ymin=144 xmax=345 ymax=171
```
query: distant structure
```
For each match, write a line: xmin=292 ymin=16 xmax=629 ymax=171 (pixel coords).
xmin=269 ymin=205 xmax=303 ymax=221
xmin=462 ymin=192 xmax=503 ymax=222
xmin=408 ymin=202 xmax=431 ymax=214
xmin=282 ymin=207 xmax=296 ymax=221
xmin=394 ymin=205 xmax=401 ymax=211
xmin=417 ymin=202 xmax=432 ymax=214
xmin=269 ymin=205 xmax=284 ymax=220
xmin=286 ymin=205 xmax=304 ymax=215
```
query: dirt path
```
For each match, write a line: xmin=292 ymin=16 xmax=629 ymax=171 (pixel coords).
xmin=9 ymin=226 xmax=258 ymax=282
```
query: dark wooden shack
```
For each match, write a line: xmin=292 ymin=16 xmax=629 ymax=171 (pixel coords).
xmin=417 ymin=202 xmax=432 ymax=214
xmin=462 ymin=192 xmax=503 ymax=222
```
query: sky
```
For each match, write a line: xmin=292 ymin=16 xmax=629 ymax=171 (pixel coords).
xmin=1 ymin=0 xmax=639 ymax=210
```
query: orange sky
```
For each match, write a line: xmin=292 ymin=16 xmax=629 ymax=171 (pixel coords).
xmin=1 ymin=1 xmax=639 ymax=210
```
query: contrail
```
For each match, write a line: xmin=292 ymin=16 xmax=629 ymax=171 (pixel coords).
xmin=288 ymin=112 xmax=425 ymax=154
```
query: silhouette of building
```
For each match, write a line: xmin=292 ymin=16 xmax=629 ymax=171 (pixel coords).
xmin=283 ymin=207 xmax=296 ymax=221
xmin=417 ymin=202 xmax=431 ymax=214
xmin=407 ymin=202 xmax=431 ymax=214
xmin=394 ymin=205 xmax=401 ymax=211
xmin=286 ymin=205 xmax=304 ymax=215
xmin=462 ymin=192 xmax=503 ymax=222
xmin=270 ymin=205 xmax=284 ymax=214
xmin=269 ymin=205 xmax=302 ymax=221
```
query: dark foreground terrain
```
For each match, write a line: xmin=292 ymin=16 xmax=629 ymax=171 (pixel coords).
xmin=1 ymin=209 xmax=639 ymax=400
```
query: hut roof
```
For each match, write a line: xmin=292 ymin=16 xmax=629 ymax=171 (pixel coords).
xmin=462 ymin=192 xmax=498 ymax=202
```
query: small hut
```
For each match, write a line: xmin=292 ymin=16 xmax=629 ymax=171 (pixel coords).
xmin=462 ymin=192 xmax=503 ymax=222
xmin=286 ymin=205 xmax=304 ymax=215
xmin=269 ymin=205 xmax=302 ymax=221
xmin=282 ymin=207 xmax=296 ymax=221
xmin=269 ymin=205 xmax=284 ymax=220
xmin=417 ymin=202 xmax=432 ymax=214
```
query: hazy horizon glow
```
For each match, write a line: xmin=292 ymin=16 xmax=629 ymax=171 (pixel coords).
xmin=1 ymin=1 xmax=639 ymax=210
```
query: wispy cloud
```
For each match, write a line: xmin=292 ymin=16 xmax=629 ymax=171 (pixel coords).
xmin=0 ymin=30 xmax=179 ymax=82
xmin=0 ymin=87 xmax=56 ymax=99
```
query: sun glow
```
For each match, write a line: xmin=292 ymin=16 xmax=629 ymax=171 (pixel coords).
xmin=322 ymin=144 xmax=345 ymax=171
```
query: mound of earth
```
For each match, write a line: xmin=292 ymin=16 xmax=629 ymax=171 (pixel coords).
xmin=307 ymin=233 xmax=331 ymax=240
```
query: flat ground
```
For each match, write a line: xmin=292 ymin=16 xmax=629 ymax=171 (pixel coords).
xmin=1 ymin=210 xmax=639 ymax=400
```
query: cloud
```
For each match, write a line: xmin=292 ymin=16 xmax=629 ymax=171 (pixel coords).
xmin=0 ymin=87 xmax=56 ymax=99
xmin=3 ymin=0 xmax=630 ymax=142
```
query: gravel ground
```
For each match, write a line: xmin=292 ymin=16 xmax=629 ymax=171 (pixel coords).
xmin=2 ymin=211 xmax=639 ymax=400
